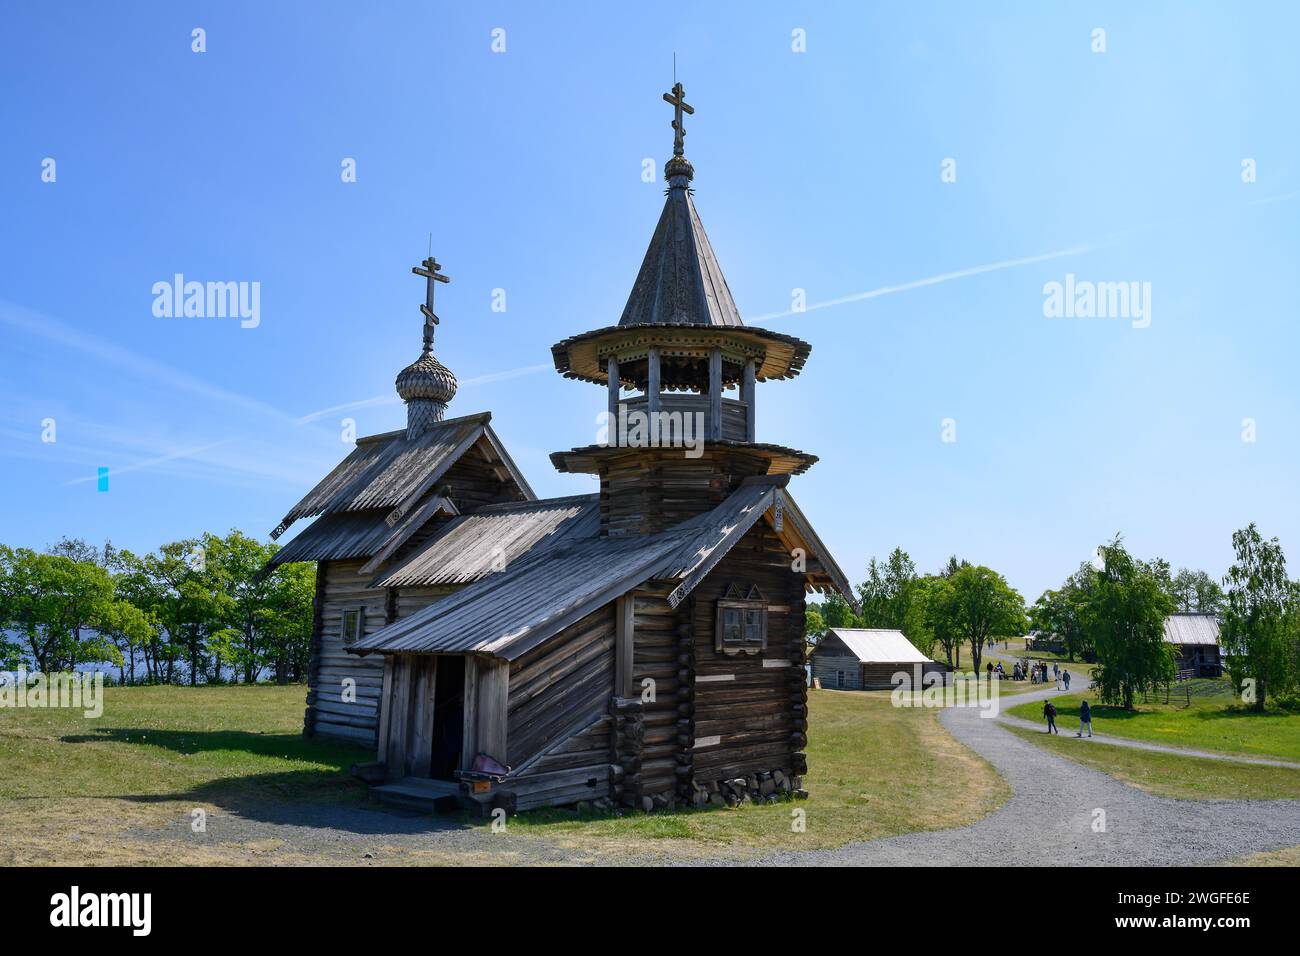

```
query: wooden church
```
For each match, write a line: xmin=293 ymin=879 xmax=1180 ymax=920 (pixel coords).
xmin=266 ymin=85 xmax=855 ymax=814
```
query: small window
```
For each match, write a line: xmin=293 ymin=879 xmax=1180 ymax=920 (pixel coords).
xmin=836 ymin=670 xmax=846 ymax=689
xmin=715 ymin=584 xmax=767 ymax=656
xmin=341 ymin=607 xmax=364 ymax=646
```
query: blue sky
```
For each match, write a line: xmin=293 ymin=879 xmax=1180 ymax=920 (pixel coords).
xmin=2 ymin=1 xmax=1297 ymax=602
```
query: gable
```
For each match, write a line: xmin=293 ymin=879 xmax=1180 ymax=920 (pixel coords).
xmin=270 ymin=412 xmax=532 ymax=541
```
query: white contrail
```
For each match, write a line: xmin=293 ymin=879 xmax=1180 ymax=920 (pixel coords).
xmin=63 ymin=440 xmax=235 ymax=485
xmin=749 ymin=244 xmax=1101 ymax=323
xmin=0 ymin=300 xmax=297 ymax=425
xmin=291 ymin=363 xmax=551 ymax=425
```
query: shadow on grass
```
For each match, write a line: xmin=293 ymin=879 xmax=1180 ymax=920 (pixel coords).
xmin=56 ymin=726 xmax=480 ymax=836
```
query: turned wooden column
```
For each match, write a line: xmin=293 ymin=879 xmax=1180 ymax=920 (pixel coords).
xmin=708 ymin=348 xmax=722 ymax=440
xmin=606 ymin=354 xmax=620 ymax=445
xmin=741 ymin=358 xmax=756 ymax=441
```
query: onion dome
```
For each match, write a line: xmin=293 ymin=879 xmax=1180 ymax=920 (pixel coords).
xmin=396 ymin=350 xmax=458 ymax=405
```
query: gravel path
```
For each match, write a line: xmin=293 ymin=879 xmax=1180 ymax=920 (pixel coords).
xmin=759 ymin=685 xmax=1300 ymax=866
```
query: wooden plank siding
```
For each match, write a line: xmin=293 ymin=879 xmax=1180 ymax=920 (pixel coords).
xmin=505 ymin=604 xmax=616 ymax=770
xmin=810 ymin=653 xmax=865 ymax=690
xmin=306 ymin=559 xmax=459 ymax=746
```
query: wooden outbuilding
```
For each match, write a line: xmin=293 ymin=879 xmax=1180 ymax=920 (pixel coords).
xmin=266 ymin=85 xmax=855 ymax=814
xmin=1163 ymin=612 xmax=1222 ymax=678
xmin=811 ymin=628 xmax=935 ymax=690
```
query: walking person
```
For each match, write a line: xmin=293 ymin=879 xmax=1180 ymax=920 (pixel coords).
xmin=1076 ymin=698 xmax=1093 ymax=737
xmin=1043 ymin=699 xmax=1059 ymax=734
xmin=1063 ymin=669 xmax=1071 ymax=691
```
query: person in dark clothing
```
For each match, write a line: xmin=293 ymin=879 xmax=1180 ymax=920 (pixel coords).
xmin=1043 ymin=700 xmax=1058 ymax=734
xmin=1076 ymin=699 xmax=1093 ymax=737
xmin=1062 ymin=669 xmax=1071 ymax=690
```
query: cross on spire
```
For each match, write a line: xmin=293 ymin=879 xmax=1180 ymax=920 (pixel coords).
xmin=662 ymin=82 xmax=694 ymax=157
xmin=411 ymin=255 xmax=450 ymax=353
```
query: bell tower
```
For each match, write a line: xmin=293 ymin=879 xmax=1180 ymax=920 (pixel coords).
xmin=550 ymin=84 xmax=817 ymax=535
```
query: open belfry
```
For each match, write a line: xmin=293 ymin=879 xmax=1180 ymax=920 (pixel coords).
xmin=266 ymin=84 xmax=855 ymax=814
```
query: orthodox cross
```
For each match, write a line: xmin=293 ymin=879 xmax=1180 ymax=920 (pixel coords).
xmin=662 ymin=82 xmax=694 ymax=157
xmin=411 ymin=255 xmax=450 ymax=351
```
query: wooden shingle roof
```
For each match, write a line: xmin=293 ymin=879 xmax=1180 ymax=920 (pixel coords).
xmin=1163 ymin=613 xmax=1221 ymax=646
xmin=350 ymin=477 xmax=854 ymax=661
xmin=369 ymin=495 xmax=600 ymax=588
xmin=618 ymin=184 xmax=742 ymax=328
xmin=269 ymin=411 xmax=533 ymax=540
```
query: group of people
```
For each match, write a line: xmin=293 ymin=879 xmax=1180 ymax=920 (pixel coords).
xmin=1003 ymin=658 xmax=1072 ymax=689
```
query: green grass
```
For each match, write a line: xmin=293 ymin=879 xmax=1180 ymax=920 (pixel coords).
xmin=0 ymin=684 xmax=371 ymax=804
xmin=1005 ymin=725 xmax=1300 ymax=800
xmin=0 ymin=684 xmax=373 ymax=865
xmin=1007 ymin=686 xmax=1300 ymax=762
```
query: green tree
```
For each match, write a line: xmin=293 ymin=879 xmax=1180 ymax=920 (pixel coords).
xmin=920 ymin=577 xmax=962 ymax=668
xmin=1171 ymin=567 xmax=1225 ymax=614
xmin=262 ymin=559 xmax=315 ymax=683
xmin=204 ymin=530 xmax=280 ymax=683
xmin=1030 ymin=565 xmax=1094 ymax=662
xmin=819 ymin=591 xmax=858 ymax=631
xmin=804 ymin=604 xmax=826 ymax=646
xmin=855 ymin=548 xmax=917 ymax=631
xmin=0 ymin=545 xmax=117 ymax=671
xmin=943 ymin=565 xmax=1027 ymax=676
xmin=1221 ymin=524 xmax=1295 ymax=711
xmin=1084 ymin=536 xmax=1176 ymax=710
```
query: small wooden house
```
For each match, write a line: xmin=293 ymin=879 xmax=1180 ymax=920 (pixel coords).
xmin=1163 ymin=612 xmax=1222 ymax=677
xmin=811 ymin=628 xmax=934 ymax=690
xmin=267 ymin=85 xmax=855 ymax=814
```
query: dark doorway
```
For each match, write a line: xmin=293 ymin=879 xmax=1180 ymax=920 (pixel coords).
xmin=429 ymin=656 xmax=465 ymax=780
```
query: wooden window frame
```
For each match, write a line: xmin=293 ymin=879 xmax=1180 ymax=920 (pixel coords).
xmin=836 ymin=670 xmax=845 ymax=689
xmin=715 ymin=587 xmax=767 ymax=656
xmin=341 ymin=606 xmax=365 ymax=646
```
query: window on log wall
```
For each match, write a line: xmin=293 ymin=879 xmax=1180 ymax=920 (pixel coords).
xmin=715 ymin=584 xmax=767 ymax=655
xmin=341 ymin=606 xmax=364 ymax=646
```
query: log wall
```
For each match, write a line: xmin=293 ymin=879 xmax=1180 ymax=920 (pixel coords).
xmin=598 ymin=448 xmax=770 ymax=537
xmin=687 ymin=519 xmax=808 ymax=796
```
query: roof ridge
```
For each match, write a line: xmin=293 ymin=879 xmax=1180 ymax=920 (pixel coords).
xmin=470 ymin=493 xmax=599 ymax=513
xmin=354 ymin=409 xmax=492 ymax=445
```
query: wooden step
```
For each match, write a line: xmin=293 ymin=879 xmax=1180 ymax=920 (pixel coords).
xmin=372 ymin=777 xmax=462 ymax=814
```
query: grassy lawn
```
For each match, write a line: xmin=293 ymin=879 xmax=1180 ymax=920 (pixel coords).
xmin=1004 ymin=725 xmax=1300 ymax=800
xmin=0 ymin=684 xmax=1009 ymax=865
xmin=0 ymin=684 xmax=373 ymax=866
xmin=1007 ymin=685 xmax=1300 ymax=762
xmin=1222 ymin=845 xmax=1300 ymax=867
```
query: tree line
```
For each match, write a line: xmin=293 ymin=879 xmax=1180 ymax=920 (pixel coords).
xmin=0 ymin=532 xmax=313 ymax=685
xmin=808 ymin=523 xmax=1300 ymax=712
xmin=806 ymin=549 xmax=1028 ymax=678
xmin=1031 ymin=524 xmax=1300 ymax=710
